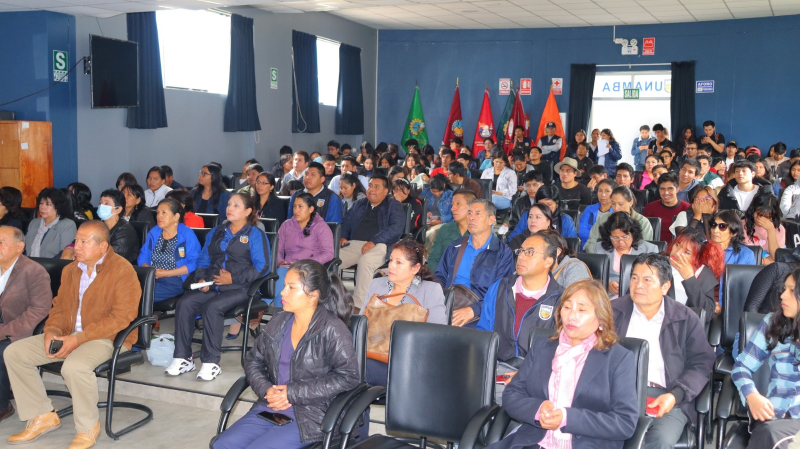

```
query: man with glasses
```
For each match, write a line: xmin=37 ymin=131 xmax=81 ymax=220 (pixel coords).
xmin=339 ymin=175 xmax=405 ymax=304
xmin=286 ymin=162 xmax=342 ymax=223
xmin=434 ymin=199 xmax=514 ymax=327
xmin=477 ymin=231 xmax=564 ymax=403
xmin=643 ymin=172 xmax=691 ymax=243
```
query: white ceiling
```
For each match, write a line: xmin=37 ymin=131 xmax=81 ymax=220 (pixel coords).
xmin=1 ymin=0 xmax=799 ymax=29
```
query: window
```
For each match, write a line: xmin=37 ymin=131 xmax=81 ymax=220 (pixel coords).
xmin=316 ymin=38 xmax=340 ymax=106
xmin=156 ymin=10 xmax=231 ymax=95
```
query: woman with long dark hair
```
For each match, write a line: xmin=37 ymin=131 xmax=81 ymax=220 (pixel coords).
xmin=677 ymin=125 xmax=695 ymax=157
xmin=508 ymin=204 xmax=555 ymax=252
xmin=192 ymin=163 xmax=232 ymax=215
xmin=636 ymin=154 xmax=664 ymax=189
xmin=0 ymin=187 xmax=26 ymax=231
xmin=338 ymin=173 xmax=367 ymax=210
xmin=116 ymin=172 xmax=137 ymax=191
xmin=731 ymin=269 xmax=800 ymax=449
xmin=506 ymin=185 xmax=577 ymax=240
xmin=214 ymin=260 xmax=359 ymax=449
xmin=255 ymin=172 xmax=286 ymax=222
xmin=67 ymin=182 xmax=94 ymax=220
xmin=598 ymin=128 xmax=622 ymax=176
xmin=566 ymin=129 xmax=588 ymax=159
xmin=780 ymin=160 xmax=800 ymax=218
xmin=539 ymin=229 xmax=592 ymax=287
xmin=121 ymin=183 xmax=156 ymax=225
xmin=743 ymin=194 xmax=785 ymax=264
xmin=666 ymin=228 xmax=725 ymax=320
xmin=578 ymin=179 xmax=616 ymax=246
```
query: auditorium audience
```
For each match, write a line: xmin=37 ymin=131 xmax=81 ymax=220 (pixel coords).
xmin=213 ymin=260 xmax=357 ymax=449
xmin=643 ymin=172 xmax=691 ymax=243
xmin=427 ymin=190 xmax=473 ymax=272
xmin=286 ymin=162 xmax=342 ymax=223
xmin=598 ymin=128 xmax=623 ymax=177
xmin=644 ymin=164 xmax=670 ymax=203
xmin=0 ymin=188 xmax=25 ymax=231
xmin=578 ymin=179 xmax=616 ymax=246
xmin=165 ymin=189 xmax=204 ymax=228
xmin=696 ymin=155 xmax=724 ymax=189
xmin=273 ymin=154 xmax=294 ymax=181
xmin=434 ymin=199 xmax=514 ymax=327
xmin=447 ymin=163 xmax=483 ymax=198
xmin=419 ymin=174 xmax=454 ymax=239
xmin=328 ymin=156 xmax=369 ymax=194
xmin=613 ymin=253 xmax=714 ymax=449
xmin=614 ymin=163 xmax=648 ymax=212
xmin=543 ymin=229 xmax=592 ymax=286
xmin=508 ymin=186 xmax=578 ymax=240
xmin=138 ymin=198 xmax=201 ymax=303
xmin=360 ymin=240 xmax=446 ymax=387
xmin=236 ymin=163 xmax=264 ymax=196
xmin=274 ymin=193 xmax=334 ymax=307
xmin=339 ymin=175 xmax=405 ymax=304
xmin=24 ymin=188 xmax=77 ymax=258
xmin=632 ymin=124 xmax=655 ymax=171
xmin=0 ymin=226 xmax=53 ymax=424
xmin=507 ymin=171 xmax=544 ymax=232
xmin=144 ymin=166 xmax=172 ymax=208
xmin=121 ymin=183 xmax=156 ymax=225
xmin=162 ymin=165 xmax=184 ymax=190
xmin=192 ymin=164 xmax=231 ymax=216
xmin=338 ymin=173 xmax=367 ymax=211
xmin=486 ymin=279 xmax=638 ymax=449
xmin=167 ymin=193 xmax=270 ymax=381
xmin=595 ymin=212 xmax=659 ymax=297
xmin=6 ymin=221 xmax=141 ymax=448
xmin=481 ymin=152 xmax=517 ymax=210
xmin=235 ymin=158 xmax=259 ymax=188
xmin=508 ymin=204 xmax=556 ymax=252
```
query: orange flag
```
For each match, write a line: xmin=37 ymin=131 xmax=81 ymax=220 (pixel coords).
xmin=534 ymin=88 xmax=567 ymax=161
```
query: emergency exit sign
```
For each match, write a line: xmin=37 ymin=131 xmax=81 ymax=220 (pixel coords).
xmin=53 ymin=50 xmax=68 ymax=82
xmin=623 ymin=89 xmax=639 ymax=99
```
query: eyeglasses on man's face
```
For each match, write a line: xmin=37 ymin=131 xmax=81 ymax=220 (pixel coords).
xmin=514 ymin=247 xmax=543 ymax=258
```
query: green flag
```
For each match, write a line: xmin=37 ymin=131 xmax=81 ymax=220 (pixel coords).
xmin=401 ymin=86 xmax=429 ymax=151
xmin=496 ymin=88 xmax=515 ymax=150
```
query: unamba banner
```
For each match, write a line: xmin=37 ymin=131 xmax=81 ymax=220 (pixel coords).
xmin=401 ymin=86 xmax=429 ymax=151
xmin=471 ymin=88 xmax=494 ymax=157
xmin=442 ymin=84 xmax=463 ymax=145
xmin=534 ymin=88 xmax=566 ymax=160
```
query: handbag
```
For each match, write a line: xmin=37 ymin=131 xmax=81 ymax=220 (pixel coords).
xmin=364 ymin=291 xmax=429 ymax=363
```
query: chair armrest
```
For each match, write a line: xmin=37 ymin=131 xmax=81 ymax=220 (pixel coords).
xmin=220 ymin=374 xmax=250 ymax=413
xmin=708 ymin=314 xmax=722 ymax=347
xmin=484 ymin=408 xmax=513 ymax=446
xmin=113 ymin=316 xmax=156 ymax=349
xmin=458 ymin=404 xmax=501 ymax=449
xmin=338 ymin=386 xmax=386 ymax=440
xmin=714 ymin=351 xmax=734 ymax=375
xmin=695 ymin=377 xmax=713 ymax=414
xmin=325 ymin=258 xmax=342 ymax=274
xmin=248 ymin=273 xmax=279 ymax=297
xmin=622 ymin=416 xmax=653 ymax=449
xmin=321 ymin=383 xmax=368 ymax=434
xmin=33 ymin=317 xmax=47 ymax=336
xmin=715 ymin=375 xmax=737 ymax=420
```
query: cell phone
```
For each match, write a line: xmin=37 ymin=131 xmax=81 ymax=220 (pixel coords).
xmin=341 ymin=243 xmax=350 ymax=248
xmin=645 ymin=397 xmax=660 ymax=417
xmin=496 ymin=375 xmax=508 ymax=385
xmin=257 ymin=411 xmax=293 ymax=426
xmin=49 ymin=339 xmax=63 ymax=355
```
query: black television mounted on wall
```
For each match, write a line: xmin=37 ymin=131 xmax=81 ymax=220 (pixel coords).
xmin=89 ymin=35 xmax=138 ymax=108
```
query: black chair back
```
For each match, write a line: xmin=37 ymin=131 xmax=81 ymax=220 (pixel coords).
xmin=745 ymin=245 xmax=763 ymax=265
xmin=575 ymin=253 xmax=610 ymax=289
xmin=20 ymin=218 xmax=32 ymax=235
xmin=564 ymin=237 xmax=580 ymax=254
xmin=782 ymin=220 xmax=800 ymax=249
xmin=619 ymin=254 xmax=676 ymax=299
xmin=132 ymin=266 xmax=156 ymax=350
xmin=129 ymin=221 xmax=151 ymax=248
xmin=722 ymin=264 xmax=764 ymax=350
xmin=276 ymin=196 xmax=291 ymax=218
xmin=647 ymin=217 xmax=662 ymax=239
xmin=401 ymin=203 xmax=412 ymax=235
xmin=563 ymin=209 xmax=579 ymax=227
xmin=563 ymin=199 xmax=581 ymax=210
xmin=348 ymin=315 xmax=368 ymax=382
xmin=197 ymin=213 xmax=219 ymax=228
xmin=618 ymin=337 xmax=650 ymax=417
xmin=416 ymin=196 xmax=428 ymax=245
xmin=528 ymin=326 xmax=555 ymax=353
xmin=21 ymin=207 xmax=37 ymax=220
xmin=647 ymin=240 xmax=667 ymax=252
xmin=578 ymin=203 xmax=589 ymax=214
xmin=476 ymin=179 xmax=493 ymax=201
xmin=150 ymin=209 xmax=157 ymax=223
xmin=443 ymin=287 xmax=455 ymax=325
xmin=192 ymin=228 xmax=213 ymax=247
xmin=30 ymin=257 xmax=72 ymax=297
xmin=259 ymin=218 xmax=278 ymax=234
xmin=385 ymin=322 xmax=498 ymax=443
xmin=260 ymin=232 xmax=280 ymax=300
xmin=327 ymin=222 xmax=341 ymax=262
xmin=688 ymin=306 xmax=709 ymax=336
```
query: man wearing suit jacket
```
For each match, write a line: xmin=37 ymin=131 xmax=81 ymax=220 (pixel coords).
xmin=613 ymin=253 xmax=714 ymax=449
xmin=0 ymin=226 xmax=53 ymax=423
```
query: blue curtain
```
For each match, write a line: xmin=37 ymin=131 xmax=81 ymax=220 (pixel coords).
xmin=224 ymin=14 xmax=261 ymax=132
xmin=567 ymin=63 xmax=595 ymax=139
xmin=335 ymin=43 xmax=364 ymax=135
xmin=126 ymin=12 xmax=167 ymax=129
xmin=670 ymin=61 xmax=696 ymax=141
xmin=292 ymin=30 xmax=320 ymax=133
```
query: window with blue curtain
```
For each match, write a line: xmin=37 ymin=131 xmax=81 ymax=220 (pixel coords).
xmin=335 ymin=43 xmax=364 ymax=135
xmin=224 ymin=14 xmax=261 ymax=132
xmin=291 ymin=30 xmax=320 ymax=133
xmin=126 ymin=12 xmax=168 ymax=129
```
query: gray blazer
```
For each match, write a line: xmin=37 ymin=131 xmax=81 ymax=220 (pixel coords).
xmin=592 ymin=240 xmax=659 ymax=285
xmin=24 ymin=218 xmax=77 ymax=258
xmin=361 ymin=277 xmax=447 ymax=325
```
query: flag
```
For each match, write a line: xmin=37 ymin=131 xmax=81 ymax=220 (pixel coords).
xmin=503 ymin=89 xmax=528 ymax=154
xmin=471 ymin=88 xmax=494 ymax=157
xmin=535 ymin=88 xmax=567 ymax=160
xmin=401 ymin=86 xmax=429 ymax=151
xmin=496 ymin=87 xmax=515 ymax=154
xmin=442 ymin=84 xmax=463 ymax=145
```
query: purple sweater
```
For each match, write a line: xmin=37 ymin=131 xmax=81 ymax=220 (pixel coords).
xmin=277 ymin=213 xmax=334 ymax=266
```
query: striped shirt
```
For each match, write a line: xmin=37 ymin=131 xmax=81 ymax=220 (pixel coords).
xmin=731 ymin=313 xmax=800 ymax=419
xmin=76 ymin=254 xmax=106 ymax=333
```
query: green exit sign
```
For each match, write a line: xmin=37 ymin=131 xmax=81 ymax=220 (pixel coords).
xmin=623 ymin=89 xmax=639 ymax=99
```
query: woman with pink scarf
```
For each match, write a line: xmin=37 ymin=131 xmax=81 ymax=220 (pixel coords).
xmin=488 ymin=280 xmax=639 ymax=449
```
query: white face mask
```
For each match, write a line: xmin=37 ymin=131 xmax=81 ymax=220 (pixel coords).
xmin=96 ymin=204 xmax=114 ymax=221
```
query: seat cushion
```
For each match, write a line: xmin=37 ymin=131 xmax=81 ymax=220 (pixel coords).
xmin=41 ymin=351 xmax=144 ymax=376
xmin=227 ymin=300 xmax=271 ymax=319
xmin=153 ymin=296 xmax=181 ymax=312
xmin=349 ymin=435 xmax=415 ymax=449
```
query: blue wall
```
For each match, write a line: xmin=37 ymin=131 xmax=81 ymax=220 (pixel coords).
xmin=378 ymin=15 xmax=800 ymax=152
xmin=0 ymin=11 xmax=77 ymax=187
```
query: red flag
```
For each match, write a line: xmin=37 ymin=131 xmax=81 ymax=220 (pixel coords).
xmin=471 ymin=88 xmax=495 ymax=157
xmin=441 ymin=84 xmax=463 ymax=145
xmin=503 ymin=89 xmax=528 ymax=154
xmin=535 ymin=88 xmax=566 ymax=160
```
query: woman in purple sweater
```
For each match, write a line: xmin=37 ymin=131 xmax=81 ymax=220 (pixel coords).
xmin=273 ymin=192 xmax=334 ymax=306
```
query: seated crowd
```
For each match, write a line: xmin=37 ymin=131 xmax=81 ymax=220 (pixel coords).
xmin=1 ymin=123 xmax=799 ymax=449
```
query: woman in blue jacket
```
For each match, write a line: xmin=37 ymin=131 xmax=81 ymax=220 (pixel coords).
xmin=508 ymin=186 xmax=578 ymax=240
xmin=138 ymin=198 xmax=202 ymax=302
xmin=599 ymin=129 xmax=622 ymax=177
xmin=418 ymin=174 xmax=453 ymax=240
xmin=191 ymin=163 xmax=232 ymax=215
xmin=578 ymin=179 xmax=616 ymax=248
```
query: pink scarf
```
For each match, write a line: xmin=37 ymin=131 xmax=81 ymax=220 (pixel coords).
xmin=538 ymin=330 xmax=598 ymax=449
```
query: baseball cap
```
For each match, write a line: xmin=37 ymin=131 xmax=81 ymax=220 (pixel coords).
xmin=554 ymin=157 xmax=578 ymax=172
xmin=546 ymin=122 xmax=557 ymax=128
xmin=745 ymin=147 xmax=761 ymax=157
xmin=726 ymin=141 xmax=738 ymax=149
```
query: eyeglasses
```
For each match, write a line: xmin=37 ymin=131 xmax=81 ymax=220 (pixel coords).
xmin=709 ymin=221 xmax=730 ymax=231
xmin=514 ymin=247 xmax=544 ymax=258
xmin=610 ymin=234 xmax=632 ymax=242
xmin=199 ymin=170 xmax=211 ymax=177
xmin=256 ymin=181 xmax=271 ymax=187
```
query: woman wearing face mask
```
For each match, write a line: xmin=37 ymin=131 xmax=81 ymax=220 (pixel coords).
xmin=578 ymin=179 xmax=616 ymax=247
xmin=24 ymin=188 xmax=77 ymax=258
xmin=96 ymin=189 xmax=140 ymax=264
xmin=730 ymin=270 xmax=800 ymax=449
xmin=508 ymin=204 xmax=555 ymax=253
xmin=585 ymin=186 xmax=653 ymax=253
xmin=138 ymin=198 xmax=201 ymax=303
xmin=594 ymin=212 xmax=658 ymax=298
xmin=666 ymin=228 xmax=724 ymax=321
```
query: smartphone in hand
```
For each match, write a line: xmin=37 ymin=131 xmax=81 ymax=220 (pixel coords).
xmin=49 ymin=339 xmax=63 ymax=355
xmin=257 ymin=411 xmax=293 ymax=426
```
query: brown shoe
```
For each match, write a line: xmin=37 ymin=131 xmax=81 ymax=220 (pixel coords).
xmin=7 ymin=411 xmax=61 ymax=444
xmin=0 ymin=403 xmax=15 ymax=423
xmin=68 ymin=421 xmax=100 ymax=449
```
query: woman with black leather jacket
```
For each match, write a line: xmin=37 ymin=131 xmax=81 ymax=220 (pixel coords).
xmin=214 ymin=260 xmax=359 ymax=449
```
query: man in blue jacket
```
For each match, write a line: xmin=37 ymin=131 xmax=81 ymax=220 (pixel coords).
xmin=631 ymin=124 xmax=655 ymax=171
xmin=287 ymin=162 xmax=342 ymax=223
xmin=434 ymin=199 xmax=514 ymax=326
xmin=339 ymin=175 xmax=405 ymax=304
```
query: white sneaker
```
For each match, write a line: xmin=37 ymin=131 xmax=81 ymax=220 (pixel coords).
xmin=196 ymin=363 xmax=221 ymax=381
xmin=165 ymin=358 xmax=195 ymax=376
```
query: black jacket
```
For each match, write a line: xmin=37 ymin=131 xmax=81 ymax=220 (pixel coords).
xmin=108 ymin=219 xmax=139 ymax=264
xmin=244 ymin=309 xmax=359 ymax=443
xmin=677 ymin=265 xmax=719 ymax=322
xmin=258 ymin=195 xmax=287 ymax=223
xmin=613 ymin=294 xmax=714 ymax=424
xmin=341 ymin=197 xmax=405 ymax=246
xmin=745 ymin=261 xmax=796 ymax=314
xmin=129 ymin=206 xmax=155 ymax=226
xmin=717 ymin=178 xmax=774 ymax=211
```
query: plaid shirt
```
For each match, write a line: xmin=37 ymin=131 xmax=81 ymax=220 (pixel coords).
xmin=731 ymin=313 xmax=800 ymax=418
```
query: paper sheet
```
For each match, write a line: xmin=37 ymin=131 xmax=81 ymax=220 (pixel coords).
xmin=597 ymin=139 xmax=610 ymax=156
xmin=190 ymin=281 xmax=215 ymax=290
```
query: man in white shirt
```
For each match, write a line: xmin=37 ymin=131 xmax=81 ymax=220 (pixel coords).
xmin=281 ymin=151 xmax=310 ymax=186
xmin=718 ymin=160 xmax=772 ymax=211
xmin=144 ymin=166 xmax=172 ymax=208
xmin=612 ymin=253 xmax=714 ymax=449
xmin=328 ymin=156 xmax=369 ymax=194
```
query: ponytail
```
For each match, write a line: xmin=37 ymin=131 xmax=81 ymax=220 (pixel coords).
xmin=288 ymin=259 xmax=353 ymax=324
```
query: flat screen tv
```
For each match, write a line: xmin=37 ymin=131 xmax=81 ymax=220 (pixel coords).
xmin=90 ymin=35 xmax=138 ymax=108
